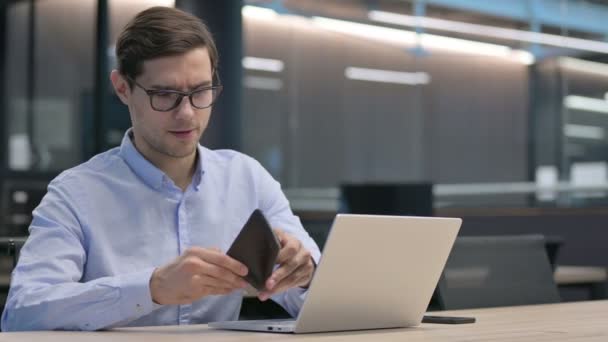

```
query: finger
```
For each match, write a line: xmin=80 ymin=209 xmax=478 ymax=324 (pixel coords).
xmin=191 ymin=274 xmax=228 ymax=290
xmin=193 ymin=270 xmax=244 ymax=295
xmin=268 ymin=249 xmax=311 ymax=290
xmin=275 ymin=234 xmax=301 ymax=264
xmin=273 ymin=228 xmax=290 ymax=250
xmin=266 ymin=259 xmax=299 ymax=290
xmin=278 ymin=260 xmax=313 ymax=290
xmin=260 ymin=276 xmax=294 ymax=301
xmin=205 ymin=285 xmax=237 ymax=295
xmin=273 ymin=228 xmax=285 ymax=242
xmin=289 ymin=258 xmax=315 ymax=286
xmin=180 ymin=256 xmax=246 ymax=289
xmin=199 ymin=262 xmax=248 ymax=289
xmin=185 ymin=247 xmax=248 ymax=276
xmin=293 ymin=265 xmax=315 ymax=288
xmin=259 ymin=274 xmax=297 ymax=301
xmin=192 ymin=273 xmax=246 ymax=294
xmin=260 ymin=262 xmax=314 ymax=300
xmin=198 ymin=285 xmax=235 ymax=298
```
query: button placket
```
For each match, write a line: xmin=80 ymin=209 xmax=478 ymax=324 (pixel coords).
xmin=177 ymin=193 xmax=193 ymax=324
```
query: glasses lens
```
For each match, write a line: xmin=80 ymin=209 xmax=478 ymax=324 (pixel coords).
xmin=191 ymin=89 xmax=213 ymax=109
xmin=191 ymin=87 xmax=221 ymax=109
xmin=151 ymin=92 xmax=181 ymax=111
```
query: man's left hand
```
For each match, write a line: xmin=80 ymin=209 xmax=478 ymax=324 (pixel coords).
xmin=258 ymin=229 xmax=315 ymax=301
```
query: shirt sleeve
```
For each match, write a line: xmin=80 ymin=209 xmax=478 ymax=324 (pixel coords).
xmin=1 ymin=177 xmax=162 ymax=331
xmin=251 ymin=159 xmax=322 ymax=317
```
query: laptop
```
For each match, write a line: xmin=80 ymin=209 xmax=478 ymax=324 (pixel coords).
xmin=209 ymin=214 xmax=462 ymax=334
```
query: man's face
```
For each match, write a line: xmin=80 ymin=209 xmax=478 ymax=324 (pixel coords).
xmin=117 ymin=47 xmax=214 ymax=161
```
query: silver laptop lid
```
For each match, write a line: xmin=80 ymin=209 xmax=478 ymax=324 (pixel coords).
xmin=294 ymin=214 xmax=461 ymax=333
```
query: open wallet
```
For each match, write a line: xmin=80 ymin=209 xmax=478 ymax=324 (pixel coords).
xmin=227 ymin=209 xmax=281 ymax=291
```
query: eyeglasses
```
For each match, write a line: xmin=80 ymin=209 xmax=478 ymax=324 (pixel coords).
xmin=128 ymin=77 xmax=223 ymax=112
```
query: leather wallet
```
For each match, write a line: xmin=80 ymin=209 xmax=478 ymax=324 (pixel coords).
xmin=227 ymin=209 xmax=281 ymax=291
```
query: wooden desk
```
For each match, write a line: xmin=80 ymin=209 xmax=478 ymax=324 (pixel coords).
xmin=1 ymin=300 xmax=607 ymax=341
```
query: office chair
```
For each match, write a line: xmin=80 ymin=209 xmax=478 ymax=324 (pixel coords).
xmin=436 ymin=234 xmax=560 ymax=310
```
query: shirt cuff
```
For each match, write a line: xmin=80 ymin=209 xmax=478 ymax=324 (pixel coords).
xmin=293 ymin=286 xmax=308 ymax=301
xmin=117 ymin=267 xmax=163 ymax=320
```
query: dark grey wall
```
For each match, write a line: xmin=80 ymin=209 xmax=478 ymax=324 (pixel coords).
xmin=532 ymin=60 xmax=562 ymax=170
xmin=177 ymin=0 xmax=243 ymax=151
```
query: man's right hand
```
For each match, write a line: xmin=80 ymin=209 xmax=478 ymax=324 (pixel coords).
xmin=149 ymin=247 xmax=249 ymax=305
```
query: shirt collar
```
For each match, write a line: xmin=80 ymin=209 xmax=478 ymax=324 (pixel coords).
xmin=119 ymin=128 xmax=205 ymax=191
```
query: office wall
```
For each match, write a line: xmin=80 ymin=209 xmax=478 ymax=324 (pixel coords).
xmin=243 ymin=16 xmax=529 ymax=187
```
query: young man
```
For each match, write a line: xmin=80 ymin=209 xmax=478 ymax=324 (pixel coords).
xmin=1 ymin=6 xmax=320 ymax=331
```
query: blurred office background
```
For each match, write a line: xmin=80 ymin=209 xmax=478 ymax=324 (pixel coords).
xmin=2 ymin=0 xmax=608 ymax=308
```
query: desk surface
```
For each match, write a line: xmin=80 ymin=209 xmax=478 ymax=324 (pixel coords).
xmin=1 ymin=300 xmax=607 ymax=341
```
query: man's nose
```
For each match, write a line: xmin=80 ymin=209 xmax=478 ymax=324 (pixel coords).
xmin=174 ymin=96 xmax=195 ymax=119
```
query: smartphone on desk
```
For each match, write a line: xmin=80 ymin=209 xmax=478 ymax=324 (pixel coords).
xmin=422 ymin=315 xmax=476 ymax=324
xmin=227 ymin=209 xmax=281 ymax=291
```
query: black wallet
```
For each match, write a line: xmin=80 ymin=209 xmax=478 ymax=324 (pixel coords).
xmin=227 ymin=209 xmax=281 ymax=291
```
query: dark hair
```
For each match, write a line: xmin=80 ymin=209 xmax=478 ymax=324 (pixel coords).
xmin=115 ymin=6 xmax=218 ymax=87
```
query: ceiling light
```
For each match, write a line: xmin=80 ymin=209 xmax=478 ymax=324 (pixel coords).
xmin=243 ymin=76 xmax=283 ymax=91
xmin=242 ymin=56 xmax=284 ymax=72
xmin=370 ymin=10 xmax=608 ymax=55
xmin=242 ymin=5 xmax=278 ymax=20
xmin=345 ymin=67 xmax=430 ymax=85
xmin=311 ymin=17 xmax=533 ymax=65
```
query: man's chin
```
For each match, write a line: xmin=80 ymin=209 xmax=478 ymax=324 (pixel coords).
xmin=166 ymin=146 xmax=198 ymax=159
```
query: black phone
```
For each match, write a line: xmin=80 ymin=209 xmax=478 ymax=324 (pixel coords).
xmin=227 ymin=209 xmax=281 ymax=291
xmin=422 ymin=315 xmax=476 ymax=324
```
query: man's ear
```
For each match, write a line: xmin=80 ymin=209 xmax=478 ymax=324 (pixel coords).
xmin=110 ymin=70 xmax=131 ymax=105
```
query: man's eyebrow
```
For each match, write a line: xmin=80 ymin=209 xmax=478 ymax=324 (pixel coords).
xmin=148 ymin=81 xmax=213 ymax=91
xmin=191 ymin=81 xmax=213 ymax=89
xmin=148 ymin=84 xmax=176 ymax=91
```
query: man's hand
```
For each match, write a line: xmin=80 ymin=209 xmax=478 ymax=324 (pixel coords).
xmin=258 ymin=229 xmax=315 ymax=301
xmin=149 ymin=247 xmax=249 ymax=305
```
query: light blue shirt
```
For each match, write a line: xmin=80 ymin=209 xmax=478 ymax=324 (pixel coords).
xmin=1 ymin=130 xmax=321 ymax=331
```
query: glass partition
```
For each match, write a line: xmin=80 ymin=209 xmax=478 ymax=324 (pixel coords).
xmin=241 ymin=0 xmax=608 ymax=210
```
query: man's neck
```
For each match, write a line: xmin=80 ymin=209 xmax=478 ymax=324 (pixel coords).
xmin=132 ymin=134 xmax=197 ymax=192
xmin=157 ymin=152 xmax=197 ymax=192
